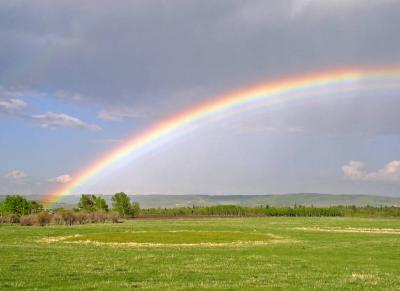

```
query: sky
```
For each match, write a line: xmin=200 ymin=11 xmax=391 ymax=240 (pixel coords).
xmin=1 ymin=0 xmax=400 ymax=197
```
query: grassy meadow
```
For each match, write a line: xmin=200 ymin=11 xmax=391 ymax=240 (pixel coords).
xmin=1 ymin=217 xmax=400 ymax=290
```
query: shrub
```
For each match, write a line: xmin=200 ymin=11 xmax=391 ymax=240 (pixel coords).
xmin=37 ymin=212 xmax=52 ymax=226
xmin=107 ymin=211 xmax=120 ymax=223
xmin=60 ymin=210 xmax=76 ymax=226
xmin=20 ymin=215 xmax=37 ymax=226
xmin=96 ymin=210 xmax=108 ymax=223
xmin=74 ymin=211 xmax=89 ymax=224
xmin=7 ymin=214 xmax=20 ymax=223
xmin=0 ymin=214 xmax=18 ymax=223
xmin=87 ymin=211 xmax=98 ymax=223
xmin=52 ymin=213 xmax=63 ymax=225
xmin=87 ymin=210 xmax=107 ymax=223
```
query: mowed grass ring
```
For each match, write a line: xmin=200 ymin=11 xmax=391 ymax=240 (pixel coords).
xmin=61 ymin=231 xmax=277 ymax=246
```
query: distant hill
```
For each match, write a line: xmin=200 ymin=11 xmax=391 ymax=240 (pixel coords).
xmin=1 ymin=193 xmax=400 ymax=209
xmin=128 ymin=193 xmax=400 ymax=208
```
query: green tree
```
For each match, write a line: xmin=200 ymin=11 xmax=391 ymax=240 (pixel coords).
xmin=78 ymin=194 xmax=97 ymax=212
xmin=2 ymin=195 xmax=30 ymax=216
xmin=0 ymin=201 xmax=5 ymax=216
xmin=29 ymin=200 xmax=43 ymax=214
xmin=112 ymin=192 xmax=132 ymax=217
xmin=131 ymin=202 xmax=141 ymax=217
xmin=95 ymin=196 xmax=109 ymax=212
xmin=78 ymin=194 xmax=109 ymax=212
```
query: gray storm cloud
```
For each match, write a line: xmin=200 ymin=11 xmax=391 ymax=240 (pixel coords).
xmin=0 ymin=1 xmax=399 ymax=111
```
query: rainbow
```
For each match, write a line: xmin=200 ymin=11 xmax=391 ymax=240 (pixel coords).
xmin=42 ymin=66 xmax=400 ymax=206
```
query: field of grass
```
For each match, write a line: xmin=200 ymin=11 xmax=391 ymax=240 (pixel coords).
xmin=1 ymin=217 xmax=400 ymax=290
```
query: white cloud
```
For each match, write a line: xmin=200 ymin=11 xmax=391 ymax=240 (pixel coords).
xmin=342 ymin=160 xmax=367 ymax=180
xmin=342 ymin=160 xmax=400 ymax=182
xmin=31 ymin=112 xmax=101 ymax=131
xmin=366 ymin=161 xmax=400 ymax=181
xmin=52 ymin=174 xmax=72 ymax=184
xmin=0 ymin=97 xmax=27 ymax=117
xmin=0 ymin=98 xmax=27 ymax=112
xmin=4 ymin=170 xmax=28 ymax=180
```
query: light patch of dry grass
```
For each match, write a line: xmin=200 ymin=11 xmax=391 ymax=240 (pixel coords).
xmin=294 ymin=227 xmax=400 ymax=234
xmin=36 ymin=234 xmax=82 ymax=243
xmin=348 ymin=273 xmax=380 ymax=285
xmin=64 ymin=239 xmax=283 ymax=248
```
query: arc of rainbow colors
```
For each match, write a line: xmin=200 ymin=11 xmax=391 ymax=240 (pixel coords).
xmin=42 ymin=67 xmax=400 ymax=206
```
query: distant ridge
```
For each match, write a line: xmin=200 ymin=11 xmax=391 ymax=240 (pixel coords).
xmin=127 ymin=193 xmax=400 ymax=208
xmin=2 ymin=193 xmax=399 ymax=209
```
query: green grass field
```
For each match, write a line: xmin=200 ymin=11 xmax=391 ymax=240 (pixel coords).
xmin=1 ymin=217 xmax=400 ymax=290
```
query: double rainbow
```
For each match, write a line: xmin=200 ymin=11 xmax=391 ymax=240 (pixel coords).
xmin=42 ymin=67 xmax=400 ymax=206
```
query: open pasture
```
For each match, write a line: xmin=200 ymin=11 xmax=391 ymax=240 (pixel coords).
xmin=1 ymin=217 xmax=400 ymax=290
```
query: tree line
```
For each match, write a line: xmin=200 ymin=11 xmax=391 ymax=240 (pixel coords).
xmin=142 ymin=204 xmax=400 ymax=218
xmin=0 ymin=192 xmax=140 ymax=226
